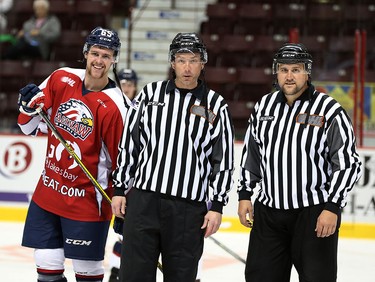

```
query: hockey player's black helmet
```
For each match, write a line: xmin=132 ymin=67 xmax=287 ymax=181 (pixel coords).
xmin=168 ymin=32 xmax=208 ymax=63
xmin=117 ymin=68 xmax=138 ymax=85
xmin=272 ymin=43 xmax=313 ymax=75
xmin=83 ymin=27 xmax=121 ymax=63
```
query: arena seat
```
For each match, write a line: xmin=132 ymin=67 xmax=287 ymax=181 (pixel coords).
xmin=199 ymin=34 xmax=222 ymax=67
xmin=49 ymin=0 xmax=75 ymax=14
xmin=50 ymin=30 xmax=88 ymax=61
xmin=5 ymin=0 xmax=33 ymax=32
xmin=238 ymin=67 xmax=273 ymax=85
xmin=217 ymin=34 xmax=256 ymax=67
xmin=272 ymin=3 xmax=307 ymax=35
xmin=299 ymin=35 xmax=328 ymax=69
xmin=10 ymin=0 xmax=33 ymax=13
xmin=235 ymin=3 xmax=273 ymax=35
xmin=313 ymin=68 xmax=352 ymax=82
xmin=0 ymin=60 xmax=32 ymax=92
xmin=221 ymin=34 xmax=256 ymax=53
xmin=366 ymin=36 xmax=375 ymax=70
xmin=250 ymin=35 xmax=288 ymax=67
xmin=204 ymin=66 xmax=238 ymax=100
xmin=30 ymin=61 xmax=69 ymax=84
xmin=204 ymin=66 xmax=238 ymax=84
xmin=307 ymin=3 xmax=343 ymax=36
xmin=341 ymin=4 xmax=375 ymax=35
xmin=201 ymin=3 xmax=238 ymax=35
xmin=74 ymin=0 xmax=113 ymax=30
xmin=0 ymin=91 xmax=21 ymax=132
xmin=325 ymin=36 xmax=355 ymax=69
xmin=49 ymin=0 xmax=76 ymax=29
xmin=364 ymin=70 xmax=375 ymax=83
xmin=206 ymin=3 xmax=238 ymax=19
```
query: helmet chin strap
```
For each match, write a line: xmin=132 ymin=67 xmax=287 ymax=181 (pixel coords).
xmin=273 ymin=79 xmax=281 ymax=91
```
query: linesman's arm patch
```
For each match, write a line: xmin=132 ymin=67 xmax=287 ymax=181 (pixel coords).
xmin=296 ymin=113 xmax=324 ymax=127
xmin=190 ymin=105 xmax=216 ymax=124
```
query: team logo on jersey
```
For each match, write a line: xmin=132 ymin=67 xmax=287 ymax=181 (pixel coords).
xmin=55 ymin=141 xmax=80 ymax=170
xmin=55 ymin=99 xmax=94 ymax=140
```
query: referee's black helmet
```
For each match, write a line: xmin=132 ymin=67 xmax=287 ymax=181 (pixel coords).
xmin=168 ymin=33 xmax=208 ymax=63
xmin=272 ymin=43 xmax=313 ymax=75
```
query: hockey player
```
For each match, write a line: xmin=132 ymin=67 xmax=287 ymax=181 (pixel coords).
xmin=107 ymin=67 xmax=138 ymax=282
xmin=17 ymin=27 xmax=129 ymax=282
xmin=117 ymin=68 xmax=138 ymax=101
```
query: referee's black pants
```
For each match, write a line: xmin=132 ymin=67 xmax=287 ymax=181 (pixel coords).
xmin=119 ymin=188 xmax=207 ymax=282
xmin=245 ymin=201 xmax=340 ymax=282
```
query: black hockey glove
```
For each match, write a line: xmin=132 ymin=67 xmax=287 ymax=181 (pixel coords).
xmin=113 ymin=216 xmax=124 ymax=235
xmin=18 ymin=83 xmax=45 ymax=116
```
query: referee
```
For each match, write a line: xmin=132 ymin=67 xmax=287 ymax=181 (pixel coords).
xmin=112 ymin=32 xmax=234 ymax=282
xmin=238 ymin=43 xmax=362 ymax=282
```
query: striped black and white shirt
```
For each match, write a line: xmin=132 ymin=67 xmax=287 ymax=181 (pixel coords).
xmin=113 ymin=80 xmax=235 ymax=213
xmin=238 ymin=84 xmax=362 ymax=213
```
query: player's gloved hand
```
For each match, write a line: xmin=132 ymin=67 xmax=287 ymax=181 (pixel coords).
xmin=18 ymin=84 xmax=45 ymax=116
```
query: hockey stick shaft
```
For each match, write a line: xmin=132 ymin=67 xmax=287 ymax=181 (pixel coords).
xmin=37 ymin=109 xmax=112 ymax=203
xmin=209 ymin=236 xmax=246 ymax=264
xmin=37 ymin=109 xmax=164 ymax=273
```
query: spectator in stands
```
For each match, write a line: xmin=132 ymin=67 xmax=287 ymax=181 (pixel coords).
xmin=0 ymin=0 xmax=14 ymax=58
xmin=3 ymin=0 xmax=60 ymax=60
xmin=0 ymin=0 xmax=13 ymax=31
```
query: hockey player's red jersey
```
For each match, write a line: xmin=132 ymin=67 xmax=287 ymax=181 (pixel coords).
xmin=18 ymin=67 xmax=129 ymax=221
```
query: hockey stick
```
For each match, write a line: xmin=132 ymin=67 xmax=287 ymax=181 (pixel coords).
xmin=36 ymin=109 xmax=164 ymax=273
xmin=209 ymin=236 xmax=246 ymax=264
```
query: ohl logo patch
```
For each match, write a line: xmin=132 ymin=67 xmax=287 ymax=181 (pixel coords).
xmin=54 ymin=99 xmax=94 ymax=140
xmin=0 ymin=142 xmax=32 ymax=178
